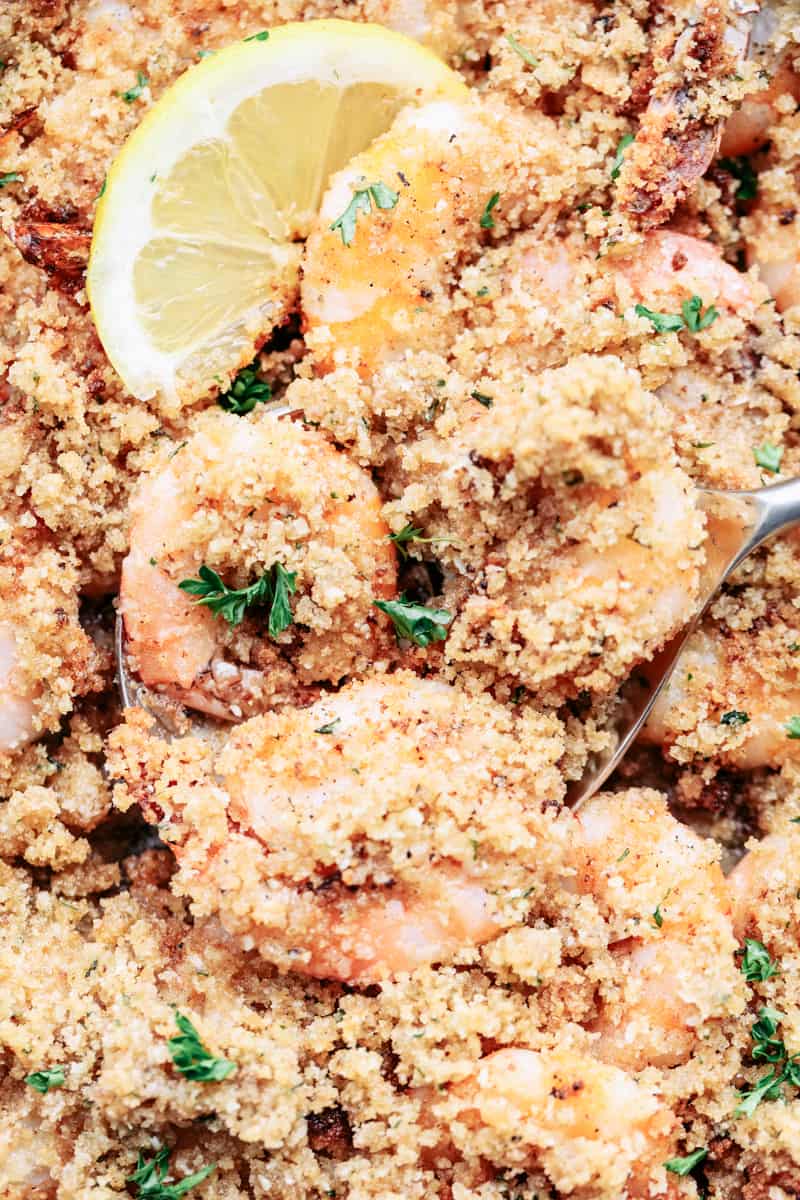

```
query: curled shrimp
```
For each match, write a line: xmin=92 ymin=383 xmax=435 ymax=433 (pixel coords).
xmin=444 ymin=1046 xmax=678 ymax=1197
xmin=0 ymin=531 xmax=103 ymax=757
xmin=108 ymin=672 xmax=569 ymax=981
xmin=570 ymin=790 xmax=745 ymax=1071
xmin=727 ymin=818 xmax=800 ymax=946
xmin=386 ymin=354 xmax=705 ymax=704
xmin=119 ymin=409 xmax=397 ymax=720
xmin=645 ymin=621 xmax=800 ymax=769
xmin=615 ymin=0 xmax=758 ymax=227
xmin=719 ymin=1 xmax=800 ymax=157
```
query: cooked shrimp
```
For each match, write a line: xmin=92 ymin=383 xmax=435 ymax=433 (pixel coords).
xmin=0 ymin=532 xmax=103 ymax=757
xmin=119 ymin=409 xmax=397 ymax=720
xmin=108 ymin=673 xmax=569 ymax=981
xmin=570 ymin=790 xmax=745 ymax=1071
xmin=616 ymin=0 xmax=758 ymax=227
xmin=719 ymin=0 xmax=800 ymax=157
xmin=727 ymin=819 xmax=800 ymax=944
xmin=447 ymin=1046 xmax=678 ymax=1197
xmin=302 ymin=94 xmax=561 ymax=377
xmin=645 ymin=622 xmax=800 ymax=769
xmin=388 ymin=354 xmax=705 ymax=705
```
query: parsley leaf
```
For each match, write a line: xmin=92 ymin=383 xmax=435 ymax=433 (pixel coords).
xmin=735 ymin=1066 xmax=785 ymax=1117
xmin=25 ymin=1067 xmax=65 ymax=1094
xmin=167 ymin=1012 xmax=236 ymax=1082
xmin=314 ymin=718 xmax=341 ymax=735
xmin=178 ymin=563 xmax=296 ymax=634
xmin=734 ymin=1006 xmax=800 ymax=1117
xmin=664 ymin=1148 xmax=708 ymax=1176
xmin=330 ymin=180 xmax=399 ymax=246
xmin=740 ymin=938 xmax=778 ymax=983
xmin=0 ymin=171 xmax=22 ymax=188
xmin=218 ymin=359 xmax=272 ymax=415
xmin=681 ymin=294 xmax=719 ymax=332
xmin=121 ymin=71 xmax=148 ymax=103
xmin=388 ymin=524 xmax=455 ymax=561
xmin=505 ymin=32 xmax=539 ymax=69
xmin=479 ymin=192 xmax=501 ymax=230
xmin=753 ymin=442 xmax=783 ymax=474
xmin=634 ymin=303 xmax=685 ymax=334
xmin=128 ymin=1146 xmax=215 ymax=1199
xmin=374 ymin=594 xmax=453 ymax=647
xmin=652 ymin=904 xmax=664 ymax=928
xmin=787 ymin=716 xmax=800 ymax=740
xmin=721 ymin=710 xmax=749 ymax=727
xmin=719 ymin=155 xmax=758 ymax=201
xmin=470 ymin=390 xmax=493 ymax=408
xmin=243 ymin=30 xmax=269 ymax=41
xmin=610 ymin=132 xmax=634 ymax=181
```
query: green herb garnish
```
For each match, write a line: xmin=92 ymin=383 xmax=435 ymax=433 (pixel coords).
xmin=388 ymin=524 xmax=455 ymax=561
xmin=735 ymin=1006 xmax=800 ymax=1116
xmin=740 ymin=938 xmax=777 ymax=983
xmin=330 ymin=180 xmax=399 ymax=246
xmin=121 ymin=71 xmax=148 ymax=103
xmin=753 ymin=442 xmax=783 ymax=475
xmin=664 ymin=1148 xmax=708 ymax=1176
xmin=25 ymin=1067 xmax=65 ymax=1094
xmin=243 ymin=30 xmax=270 ymax=41
xmin=167 ymin=1012 xmax=236 ymax=1082
xmin=128 ymin=1146 xmax=215 ymax=1199
xmin=786 ymin=716 xmax=800 ymax=740
xmin=314 ymin=719 xmax=341 ymax=735
xmin=479 ymin=192 xmax=501 ymax=230
xmin=721 ymin=710 xmax=749 ymax=727
xmin=505 ymin=32 xmax=539 ymax=69
xmin=179 ymin=563 xmax=296 ymax=635
xmin=635 ymin=294 xmax=718 ymax=335
xmin=0 ymin=172 xmax=22 ymax=188
xmin=374 ymin=594 xmax=453 ymax=647
xmin=217 ymin=359 xmax=272 ymax=415
xmin=610 ymin=132 xmax=634 ymax=181
xmin=470 ymin=390 xmax=493 ymax=408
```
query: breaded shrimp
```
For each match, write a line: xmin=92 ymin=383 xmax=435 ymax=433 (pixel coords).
xmin=0 ymin=531 xmax=104 ymax=756
xmin=447 ymin=1047 xmax=678 ymax=1197
xmin=108 ymin=673 xmax=569 ymax=981
xmin=645 ymin=623 xmax=800 ymax=769
xmin=570 ymin=790 xmax=745 ymax=1071
xmin=119 ymin=409 xmax=397 ymax=720
xmin=388 ymin=355 xmax=705 ymax=704
xmin=727 ymin=819 xmax=800 ymax=944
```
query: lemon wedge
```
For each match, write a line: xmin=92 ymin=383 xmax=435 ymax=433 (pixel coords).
xmin=87 ymin=19 xmax=466 ymax=405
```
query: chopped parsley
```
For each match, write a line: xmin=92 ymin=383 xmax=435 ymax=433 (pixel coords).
xmin=314 ymin=718 xmax=341 ymax=735
xmin=330 ymin=180 xmax=399 ymax=246
xmin=505 ymin=32 xmax=539 ymax=69
xmin=652 ymin=903 xmax=664 ymax=929
xmin=121 ymin=71 xmax=148 ymax=103
xmin=740 ymin=938 xmax=777 ymax=983
xmin=167 ymin=1012 xmax=236 ymax=1082
xmin=720 ymin=710 xmax=749 ymax=727
xmin=217 ymin=359 xmax=272 ymax=415
xmin=179 ymin=563 xmax=296 ymax=635
xmin=388 ymin=524 xmax=455 ymax=561
xmin=664 ymin=1148 xmax=708 ymax=1176
xmin=243 ymin=30 xmax=270 ymax=41
xmin=753 ymin=442 xmax=783 ymax=475
xmin=25 ymin=1067 xmax=65 ymax=1094
xmin=610 ymin=132 xmax=634 ymax=181
xmin=0 ymin=171 xmax=22 ymax=188
xmin=479 ymin=192 xmax=501 ymax=230
xmin=635 ymin=294 xmax=718 ymax=335
xmin=735 ymin=1006 xmax=800 ymax=1117
xmin=470 ymin=390 xmax=493 ymax=408
xmin=786 ymin=716 xmax=800 ymax=740
xmin=128 ymin=1146 xmax=215 ymax=1199
xmin=719 ymin=155 xmax=758 ymax=201
xmin=374 ymin=595 xmax=453 ymax=647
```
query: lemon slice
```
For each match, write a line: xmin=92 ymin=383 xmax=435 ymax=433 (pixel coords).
xmin=87 ymin=20 xmax=466 ymax=405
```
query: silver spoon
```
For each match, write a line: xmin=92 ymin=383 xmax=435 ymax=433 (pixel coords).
xmin=115 ymin=473 xmax=800 ymax=796
xmin=568 ymin=476 xmax=800 ymax=807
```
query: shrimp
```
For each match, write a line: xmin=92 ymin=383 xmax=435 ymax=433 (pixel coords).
xmin=645 ymin=622 xmax=800 ymax=769
xmin=719 ymin=0 xmax=800 ymax=157
xmin=108 ymin=672 xmax=569 ymax=981
xmin=119 ymin=409 xmax=397 ymax=721
xmin=301 ymin=94 xmax=565 ymax=378
xmin=0 ymin=531 xmax=103 ymax=757
xmin=615 ymin=0 xmax=759 ymax=227
xmin=570 ymin=790 xmax=745 ymax=1071
xmin=446 ymin=1047 xmax=678 ymax=1197
xmin=388 ymin=354 xmax=706 ymax=705
xmin=727 ymin=819 xmax=800 ymax=947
